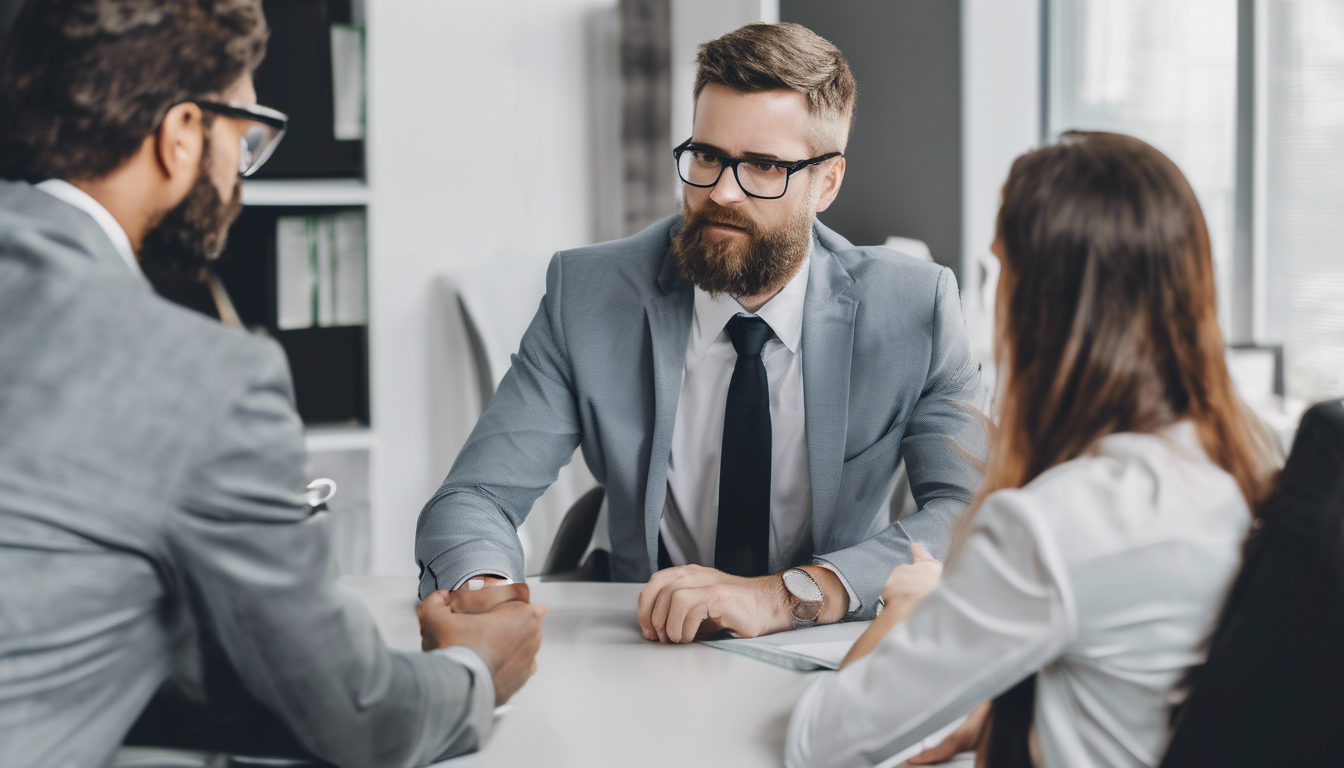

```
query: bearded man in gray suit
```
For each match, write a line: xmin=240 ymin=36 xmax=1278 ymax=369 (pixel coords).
xmin=417 ymin=23 xmax=989 ymax=643
xmin=0 ymin=2 xmax=544 ymax=767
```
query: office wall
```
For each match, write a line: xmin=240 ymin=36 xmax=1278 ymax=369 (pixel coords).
xmin=779 ymin=1 xmax=963 ymax=273
xmin=961 ymin=0 xmax=1042 ymax=365
xmin=364 ymin=0 xmax=619 ymax=574
xmin=670 ymin=0 xmax=779 ymax=144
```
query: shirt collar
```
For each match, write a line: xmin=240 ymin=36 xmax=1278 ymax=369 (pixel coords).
xmin=690 ymin=243 xmax=812 ymax=358
xmin=35 ymin=179 xmax=143 ymax=280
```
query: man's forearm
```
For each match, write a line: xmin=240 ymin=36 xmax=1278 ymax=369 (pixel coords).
xmin=813 ymin=559 xmax=861 ymax=615
xmin=759 ymin=566 xmax=849 ymax=634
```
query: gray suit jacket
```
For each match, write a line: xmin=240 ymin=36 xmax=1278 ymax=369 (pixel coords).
xmin=417 ymin=215 xmax=988 ymax=616
xmin=0 ymin=180 xmax=492 ymax=768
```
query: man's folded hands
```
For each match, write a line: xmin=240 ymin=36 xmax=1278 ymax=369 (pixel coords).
xmin=417 ymin=585 xmax=546 ymax=706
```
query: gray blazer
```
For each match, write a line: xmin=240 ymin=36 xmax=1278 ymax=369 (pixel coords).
xmin=0 ymin=181 xmax=492 ymax=768
xmin=417 ymin=215 xmax=988 ymax=615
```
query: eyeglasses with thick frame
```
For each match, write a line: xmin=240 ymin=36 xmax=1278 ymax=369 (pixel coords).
xmin=672 ymin=138 xmax=842 ymax=200
xmin=192 ymin=100 xmax=289 ymax=178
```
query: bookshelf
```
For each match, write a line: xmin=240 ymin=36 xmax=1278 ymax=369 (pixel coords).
xmin=162 ymin=1 xmax=621 ymax=577
xmin=235 ymin=0 xmax=372 ymax=574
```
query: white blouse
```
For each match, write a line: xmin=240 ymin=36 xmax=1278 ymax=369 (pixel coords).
xmin=786 ymin=422 xmax=1251 ymax=768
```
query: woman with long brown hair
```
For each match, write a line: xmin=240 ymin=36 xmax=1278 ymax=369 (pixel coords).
xmin=785 ymin=132 xmax=1278 ymax=768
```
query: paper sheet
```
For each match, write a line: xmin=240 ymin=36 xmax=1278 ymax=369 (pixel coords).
xmin=777 ymin=640 xmax=857 ymax=668
xmin=700 ymin=621 xmax=870 ymax=671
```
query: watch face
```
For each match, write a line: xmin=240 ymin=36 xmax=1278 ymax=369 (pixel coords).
xmin=783 ymin=568 xmax=823 ymax=604
xmin=792 ymin=598 xmax=822 ymax=622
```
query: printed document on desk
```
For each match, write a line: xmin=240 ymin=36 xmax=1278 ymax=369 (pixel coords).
xmin=699 ymin=621 xmax=871 ymax=671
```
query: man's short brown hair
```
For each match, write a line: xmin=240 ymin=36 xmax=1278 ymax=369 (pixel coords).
xmin=0 ymin=0 xmax=268 ymax=183
xmin=694 ymin=22 xmax=857 ymax=153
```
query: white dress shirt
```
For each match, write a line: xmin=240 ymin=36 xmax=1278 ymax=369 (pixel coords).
xmin=35 ymin=179 xmax=143 ymax=279
xmin=786 ymin=421 xmax=1252 ymax=768
xmin=660 ymin=253 xmax=858 ymax=612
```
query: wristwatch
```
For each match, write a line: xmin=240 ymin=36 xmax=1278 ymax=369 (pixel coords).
xmin=782 ymin=568 xmax=824 ymax=629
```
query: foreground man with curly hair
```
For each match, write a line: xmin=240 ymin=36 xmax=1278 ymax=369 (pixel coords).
xmin=0 ymin=2 xmax=545 ymax=766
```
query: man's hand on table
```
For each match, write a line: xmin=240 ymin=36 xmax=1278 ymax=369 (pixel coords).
xmin=417 ymin=588 xmax=548 ymax=706
xmin=637 ymin=564 xmax=848 ymax=643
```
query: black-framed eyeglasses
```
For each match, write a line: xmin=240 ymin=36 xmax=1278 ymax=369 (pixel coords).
xmin=673 ymin=138 xmax=842 ymax=200
xmin=193 ymin=100 xmax=289 ymax=177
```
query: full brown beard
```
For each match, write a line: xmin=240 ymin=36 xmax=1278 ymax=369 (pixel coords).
xmin=670 ymin=194 xmax=814 ymax=298
xmin=138 ymin=133 xmax=245 ymax=281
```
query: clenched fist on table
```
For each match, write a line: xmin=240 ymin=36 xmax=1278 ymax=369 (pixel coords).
xmin=417 ymin=585 xmax=547 ymax=706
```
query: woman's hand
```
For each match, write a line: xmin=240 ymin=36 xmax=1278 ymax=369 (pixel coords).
xmin=902 ymin=701 xmax=990 ymax=765
xmin=840 ymin=542 xmax=944 ymax=668
xmin=880 ymin=542 xmax=943 ymax=624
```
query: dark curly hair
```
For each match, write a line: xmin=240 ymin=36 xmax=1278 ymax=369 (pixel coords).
xmin=0 ymin=0 xmax=268 ymax=182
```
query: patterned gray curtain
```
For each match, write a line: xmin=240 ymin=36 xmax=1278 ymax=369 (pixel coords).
xmin=619 ymin=0 xmax=677 ymax=236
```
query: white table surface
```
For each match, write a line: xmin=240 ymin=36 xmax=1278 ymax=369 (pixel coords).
xmin=337 ymin=576 xmax=971 ymax=768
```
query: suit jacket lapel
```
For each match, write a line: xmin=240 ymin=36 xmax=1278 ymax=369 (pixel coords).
xmin=641 ymin=230 xmax=694 ymax=572
xmin=803 ymin=223 xmax=858 ymax=553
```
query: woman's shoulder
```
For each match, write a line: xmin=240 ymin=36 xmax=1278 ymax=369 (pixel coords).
xmin=981 ymin=422 xmax=1250 ymax=564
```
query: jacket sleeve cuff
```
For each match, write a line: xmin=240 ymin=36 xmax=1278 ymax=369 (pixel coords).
xmin=419 ymin=548 xmax=520 ymax=600
xmin=433 ymin=646 xmax=497 ymax=745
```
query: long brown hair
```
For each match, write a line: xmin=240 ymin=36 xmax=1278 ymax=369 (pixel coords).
xmin=967 ymin=132 xmax=1278 ymax=766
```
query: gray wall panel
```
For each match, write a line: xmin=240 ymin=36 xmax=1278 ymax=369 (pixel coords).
xmin=780 ymin=1 xmax=963 ymax=275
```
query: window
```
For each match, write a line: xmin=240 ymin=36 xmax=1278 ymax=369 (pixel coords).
xmin=1262 ymin=0 xmax=1344 ymax=401
xmin=1048 ymin=0 xmax=1240 ymax=326
xmin=1048 ymin=0 xmax=1344 ymax=401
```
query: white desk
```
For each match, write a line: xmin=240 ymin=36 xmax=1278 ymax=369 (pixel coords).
xmin=338 ymin=576 xmax=971 ymax=768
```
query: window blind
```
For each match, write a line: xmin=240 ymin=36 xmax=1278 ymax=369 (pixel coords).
xmin=1263 ymin=0 xmax=1344 ymax=400
xmin=1048 ymin=0 xmax=1239 ymax=326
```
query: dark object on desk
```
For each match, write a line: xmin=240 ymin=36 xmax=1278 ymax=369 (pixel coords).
xmin=1160 ymin=398 xmax=1344 ymax=768
xmin=540 ymin=486 xmax=610 ymax=582
xmin=251 ymin=0 xmax=362 ymax=179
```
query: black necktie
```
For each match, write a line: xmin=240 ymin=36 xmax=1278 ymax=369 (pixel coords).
xmin=715 ymin=315 xmax=772 ymax=577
